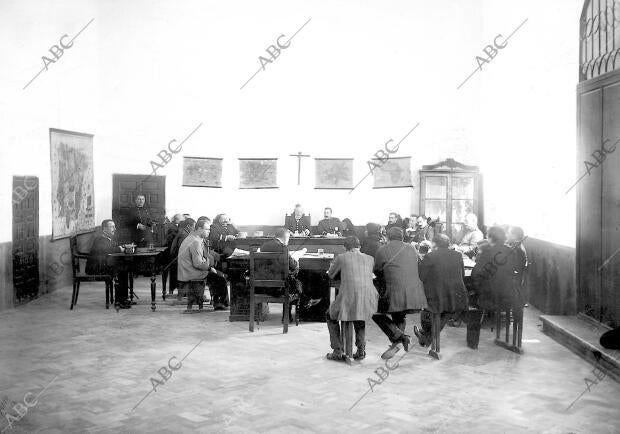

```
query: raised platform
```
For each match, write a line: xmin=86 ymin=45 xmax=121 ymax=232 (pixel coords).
xmin=540 ymin=313 xmax=620 ymax=383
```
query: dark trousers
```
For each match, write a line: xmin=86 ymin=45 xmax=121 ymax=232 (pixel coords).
xmin=420 ymin=311 xmax=451 ymax=346
xmin=180 ymin=281 xmax=205 ymax=309
xmin=600 ymin=326 xmax=620 ymax=350
xmin=207 ymin=273 xmax=229 ymax=306
xmin=372 ymin=312 xmax=407 ymax=344
xmin=326 ymin=311 xmax=366 ymax=351
xmin=115 ymin=271 xmax=129 ymax=303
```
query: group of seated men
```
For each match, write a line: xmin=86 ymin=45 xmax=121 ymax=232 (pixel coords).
xmin=85 ymin=193 xmax=528 ymax=358
xmin=319 ymin=216 xmax=528 ymax=363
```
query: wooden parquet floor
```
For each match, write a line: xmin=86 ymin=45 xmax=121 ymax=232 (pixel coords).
xmin=0 ymin=279 xmax=618 ymax=433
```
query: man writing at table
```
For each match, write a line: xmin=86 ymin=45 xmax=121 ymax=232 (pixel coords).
xmin=285 ymin=204 xmax=311 ymax=236
xmin=316 ymin=207 xmax=341 ymax=236
xmin=209 ymin=213 xmax=239 ymax=256
xmin=86 ymin=219 xmax=130 ymax=309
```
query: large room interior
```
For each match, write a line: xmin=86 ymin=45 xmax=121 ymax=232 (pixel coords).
xmin=1 ymin=0 xmax=620 ymax=432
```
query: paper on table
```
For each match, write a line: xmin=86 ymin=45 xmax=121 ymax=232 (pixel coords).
xmin=229 ymin=248 xmax=250 ymax=257
xmin=290 ymin=248 xmax=307 ymax=261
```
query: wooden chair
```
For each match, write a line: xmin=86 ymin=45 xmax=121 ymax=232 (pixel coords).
xmin=249 ymin=251 xmax=299 ymax=333
xmin=494 ymin=307 xmax=524 ymax=354
xmin=69 ymin=236 xmax=113 ymax=310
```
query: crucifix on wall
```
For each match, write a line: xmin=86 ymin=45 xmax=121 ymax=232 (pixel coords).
xmin=289 ymin=151 xmax=310 ymax=185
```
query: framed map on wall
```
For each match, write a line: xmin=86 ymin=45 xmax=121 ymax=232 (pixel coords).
xmin=315 ymin=158 xmax=353 ymax=189
xmin=49 ymin=128 xmax=96 ymax=240
xmin=372 ymin=156 xmax=413 ymax=188
xmin=239 ymin=158 xmax=278 ymax=189
xmin=183 ymin=157 xmax=223 ymax=188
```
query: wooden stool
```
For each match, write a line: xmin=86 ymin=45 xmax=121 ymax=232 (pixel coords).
xmin=494 ymin=307 xmax=524 ymax=354
xmin=429 ymin=312 xmax=441 ymax=360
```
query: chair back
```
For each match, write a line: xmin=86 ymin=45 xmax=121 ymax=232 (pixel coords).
xmin=249 ymin=251 xmax=289 ymax=292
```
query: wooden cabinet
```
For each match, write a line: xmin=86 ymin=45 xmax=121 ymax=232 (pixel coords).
xmin=419 ymin=159 xmax=483 ymax=241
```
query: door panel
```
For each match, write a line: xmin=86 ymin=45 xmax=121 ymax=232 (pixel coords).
xmin=12 ymin=176 xmax=40 ymax=304
xmin=577 ymin=88 xmax=602 ymax=320
xmin=601 ymin=81 xmax=620 ymax=325
xmin=112 ymin=175 xmax=166 ymax=245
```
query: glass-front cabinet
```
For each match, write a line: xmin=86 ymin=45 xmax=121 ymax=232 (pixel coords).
xmin=420 ymin=159 xmax=482 ymax=241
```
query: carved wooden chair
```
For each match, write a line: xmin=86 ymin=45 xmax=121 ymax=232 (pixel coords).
xmin=69 ymin=236 xmax=113 ymax=310
xmin=249 ymin=251 xmax=299 ymax=333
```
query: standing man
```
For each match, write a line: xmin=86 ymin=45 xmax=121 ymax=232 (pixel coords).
xmin=86 ymin=219 xmax=130 ymax=309
xmin=325 ymin=236 xmax=378 ymax=362
xmin=316 ymin=207 xmax=342 ymax=236
xmin=126 ymin=194 xmax=153 ymax=247
xmin=285 ymin=204 xmax=311 ymax=236
xmin=372 ymin=227 xmax=428 ymax=359
xmin=177 ymin=219 xmax=214 ymax=312
xmin=164 ymin=213 xmax=185 ymax=295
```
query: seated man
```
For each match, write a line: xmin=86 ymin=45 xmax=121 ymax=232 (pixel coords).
xmin=412 ymin=215 xmax=434 ymax=244
xmin=86 ymin=219 xmax=129 ymax=309
xmin=316 ymin=207 xmax=342 ymax=236
xmin=361 ymin=223 xmax=384 ymax=258
xmin=415 ymin=234 xmax=467 ymax=347
xmin=260 ymin=228 xmax=302 ymax=297
xmin=209 ymin=213 xmax=239 ymax=256
xmin=454 ymin=213 xmax=484 ymax=257
xmin=177 ymin=219 xmax=214 ymax=312
xmin=325 ymin=236 xmax=378 ymax=362
xmin=285 ymin=204 xmax=311 ymax=236
xmin=373 ymin=227 xmax=428 ymax=359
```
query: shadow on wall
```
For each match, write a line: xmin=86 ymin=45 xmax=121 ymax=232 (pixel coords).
xmin=525 ymin=237 xmax=576 ymax=315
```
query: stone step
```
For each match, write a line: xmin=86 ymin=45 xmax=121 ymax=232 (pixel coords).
xmin=540 ymin=313 xmax=620 ymax=383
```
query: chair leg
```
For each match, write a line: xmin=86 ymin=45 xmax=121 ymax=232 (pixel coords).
xmin=283 ymin=299 xmax=290 ymax=334
xmin=295 ymin=298 xmax=300 ymax=326
xmin=70 ymin=281 xmax=77 ymax=310
xmin=249 ymin=291 xmax=255 ymax=332
xmin=74 ymin=281 xmax=81 ymax=307
xmin=505 ymin=310 xmax=510 ymax=343
xmin=495 ymin=310 xmax=501 ymax=340
xmin=105 ymin=280 xmax=110 ymax=309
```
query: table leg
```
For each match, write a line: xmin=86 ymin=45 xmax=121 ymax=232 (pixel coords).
xmin=151 ymin=271 xmax=157 ymax=311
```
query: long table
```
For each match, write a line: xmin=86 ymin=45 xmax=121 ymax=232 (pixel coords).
xmin=223 ymin=241 xmax=343 ymax=322
xmin=232 ymin=236 xmax=347 ymax=255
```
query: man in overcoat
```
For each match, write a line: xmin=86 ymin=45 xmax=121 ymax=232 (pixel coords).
xmin=372 ymin=227 xmax=428 ymax=359
xmin=325 ymin=236 xmax=378 ymax=362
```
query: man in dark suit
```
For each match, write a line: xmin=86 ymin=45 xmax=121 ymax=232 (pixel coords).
xmin=209 ymin=213 xmax=239 ymax=256
xmin=372 ymin=227 xmax=428 ymax=359
xmin=285 ymin=204 xmax=311 ymax=236
xmin=260 ymin=228 xmax=302 ymax=297
xmin=164 ymin=213 xmax=184 ymax=295
xmin=361 ymin=223 xmax=384 ymax=258
xmin=415 ymin=234 xmax=468 ymax=346
xmin=125 ymin=194 xmax=153 ymax=247
xmin=316 ymin=207 xmax=341 ymax=236
xmin=86 ymin=219 xmax=130 ymax=309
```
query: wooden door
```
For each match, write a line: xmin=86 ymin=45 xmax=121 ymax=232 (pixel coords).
xmin=12 ymin=176 xmax=39 ymax=304
xmin=112 ymin=174 xmax=166 ymax=245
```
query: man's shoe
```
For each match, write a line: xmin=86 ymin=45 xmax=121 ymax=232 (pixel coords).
xmin=413 ymin=325 xmax=426 ymax=347
xmin=326 ymin=351 xmax=345 ymax=361
xmin=381 ymin=342 xmax=401 ymax=360
xmin=353 ymin=349 xmax=366 ymax=360
xmin=115 ymin=302 xmax=131 ymax=309
xmin=401 ymin=335 xmax=411 ymax=352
